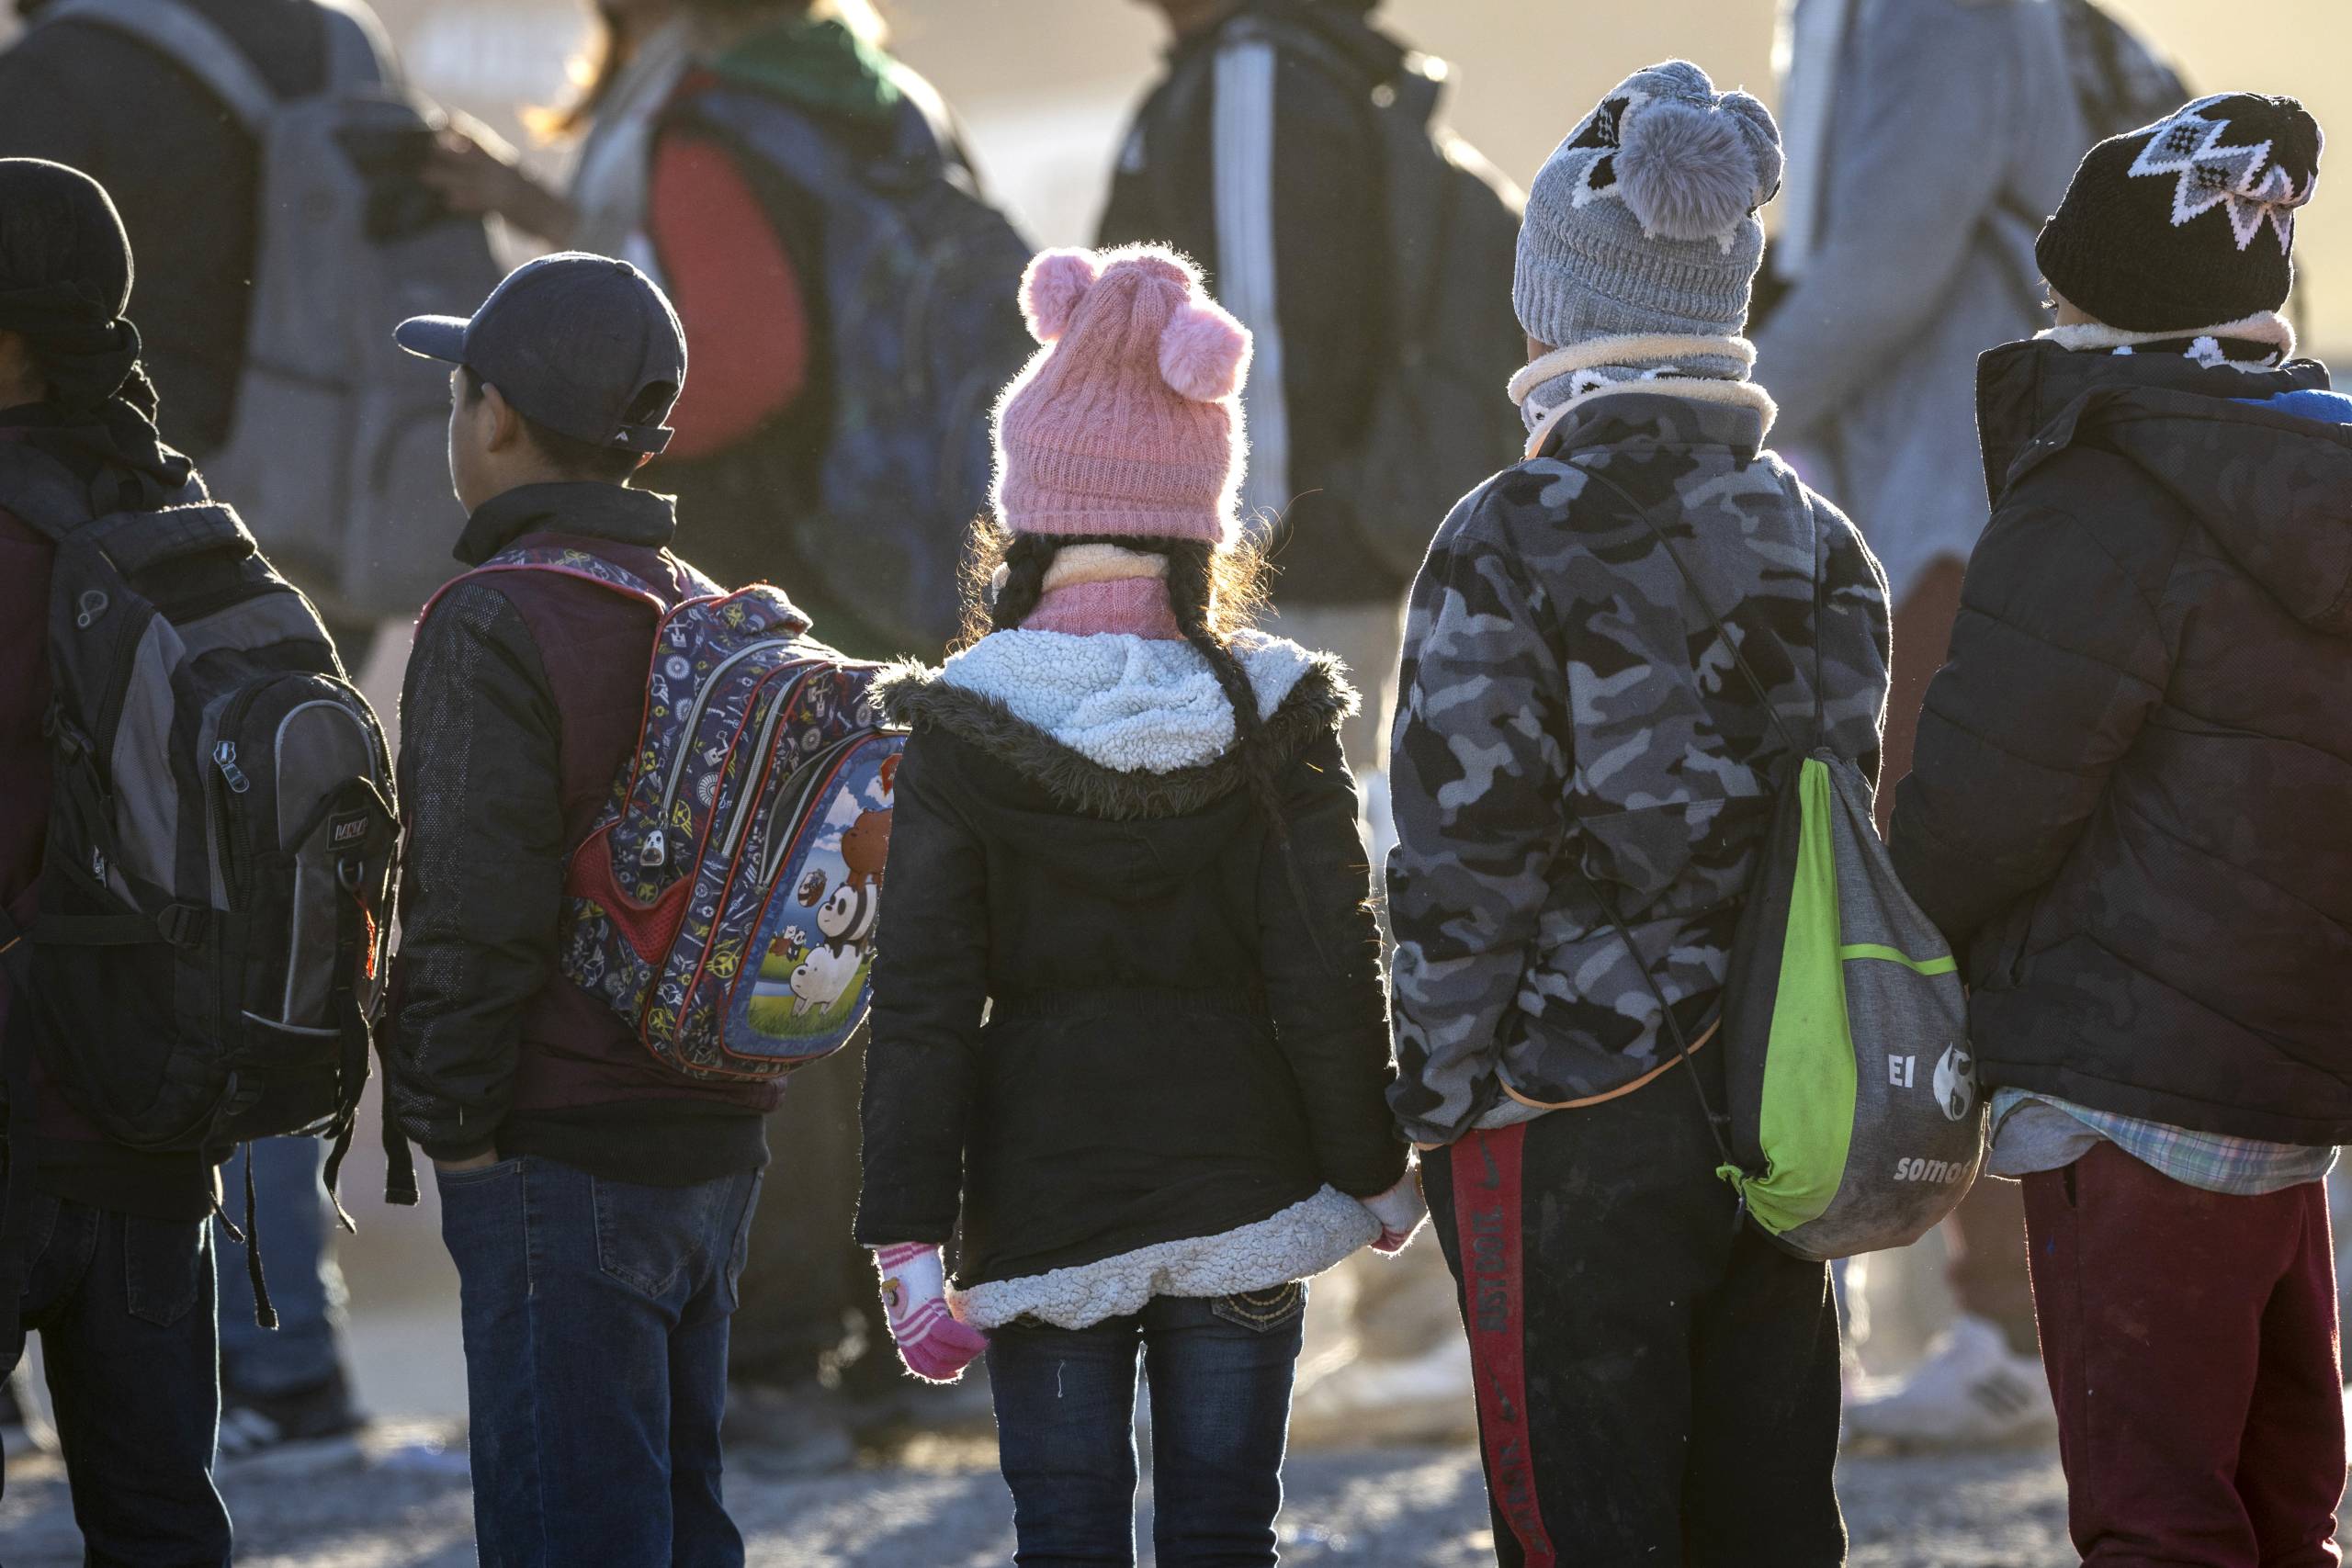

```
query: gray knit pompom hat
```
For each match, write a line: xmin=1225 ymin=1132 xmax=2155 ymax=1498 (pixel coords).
xmin=1515 ymin=61 xmax=1783 ymax=348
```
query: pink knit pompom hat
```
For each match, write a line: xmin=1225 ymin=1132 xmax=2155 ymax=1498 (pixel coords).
xmin=992 ymin=244 xmax=1252 ymax=545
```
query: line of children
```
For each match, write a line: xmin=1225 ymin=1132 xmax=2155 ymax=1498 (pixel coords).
xmin=6 ymin=58 xmax=2346 ymax=1568
xmin=1380 ymin=63 xmax=2348 ymax=1568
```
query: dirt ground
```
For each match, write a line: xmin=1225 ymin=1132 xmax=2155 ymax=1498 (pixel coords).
xmin=1 ymin=1419 xmax=2089 ymax=1568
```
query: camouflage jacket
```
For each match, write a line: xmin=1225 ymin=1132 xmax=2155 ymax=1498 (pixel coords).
xmin=1387 ymin=392 xmax=1891 ymax=1147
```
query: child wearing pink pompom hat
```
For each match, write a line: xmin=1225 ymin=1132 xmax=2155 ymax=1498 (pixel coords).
xmin=855 ymin=243 xmax=1420 ymax=1560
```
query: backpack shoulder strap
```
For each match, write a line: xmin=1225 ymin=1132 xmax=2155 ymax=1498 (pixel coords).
xmin=316 ymin=0 xmax=393 ymax=92
xmin=0 ymin=444 xmax=98 ymax=542
xmin=40 ymin=0 xmax=277 ymax=131
xmin=84 ymin=502 xmax=256 ymax=576
xmin=420 ymin=547 xmax=673 ymax=624
xmin=673 ymin=79 xmax=860 ymax=196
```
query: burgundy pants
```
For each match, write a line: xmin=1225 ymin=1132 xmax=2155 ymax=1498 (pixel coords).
xmin=2023 ymin=1143 xmax=2345 ymax=1567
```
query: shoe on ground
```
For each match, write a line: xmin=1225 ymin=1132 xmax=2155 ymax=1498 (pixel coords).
xmin=218 ymin=1367 xmax=366 ymax=1465
xmin=1 ymin=1366 xmax=55 ymax=1461
xmin=1844 ymin=1314 xmax=2056 ymax=1450
xmin=722 ymin=1382 xmax=857 ymax=1477
xmin=1287 ymin=1336 xmax=1477 ymax=1448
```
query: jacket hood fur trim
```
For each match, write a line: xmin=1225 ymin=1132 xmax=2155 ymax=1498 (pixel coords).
xmin=2037 ymin=310 xmax=2297 ymax=361
xmin=874 ymin=630 xmax=1357 ymax=820
xmin=951 ymin=1186 xmax=1378 ymax=1330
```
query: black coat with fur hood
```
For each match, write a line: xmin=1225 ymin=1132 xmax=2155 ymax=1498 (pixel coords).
xmin=854 ymin=629 xmax=1405 ymax=1327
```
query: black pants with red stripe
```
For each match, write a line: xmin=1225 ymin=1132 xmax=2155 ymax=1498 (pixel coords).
xmin=1426 ymin=1069 xmax=1847 ymax=1567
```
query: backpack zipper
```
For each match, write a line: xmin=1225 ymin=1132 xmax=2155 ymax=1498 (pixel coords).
xmin=645 ymin=639 xmax=801 ymax=864
xmin=208 ymin=682 xmax=269 ymax=908
xmin=756 ymin=735 xmax=866 ymax=888
xmin=715 ymin=671 xmax=821 ymax=864
xmin=85 ymin=600 xmax=155 ymax=778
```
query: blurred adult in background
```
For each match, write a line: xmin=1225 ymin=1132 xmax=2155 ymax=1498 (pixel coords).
xmin=0 ymin=0 xmax=371 ymax=502
xmin=429 ymin=0 xmax=1012 ymax=1472
xmin=1102 ymin=0 xmax=1525 ymax=1449
xmin=424 ymin=0 xmax=1015 ymax=659
xmin=1104 ymin=0 xmax=1397 ymax=766
xmin=420 ymin=0 xmax=700 ymax=267
xmin=1753 ymin=0 xmax=2180 ymax=1451
xmin=0 ymin=0 xmax=461 ymax=1461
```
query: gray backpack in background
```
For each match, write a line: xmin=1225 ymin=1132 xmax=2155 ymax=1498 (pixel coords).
xmin=41 ymin=0 xmax=503 ymax=625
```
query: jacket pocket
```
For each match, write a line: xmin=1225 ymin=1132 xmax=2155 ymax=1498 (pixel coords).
xmin=1969 ymin=897 xmax=2037 ymax=993
xmin=123 ymin=1213 xmax=207 ymax=1328
xmin=1210 ymin=1280 xmax=1307 ymax=1333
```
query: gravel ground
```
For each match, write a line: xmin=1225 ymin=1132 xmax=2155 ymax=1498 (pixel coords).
xmin=1 ymin=1423 xmax=2084 ymax=1567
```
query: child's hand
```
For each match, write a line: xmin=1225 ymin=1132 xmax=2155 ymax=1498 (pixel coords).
xmin=873 ymin=1243 xmax=988 ymax=1383
xmin=1363 ymin=1168 xmax=1429 ymax=1254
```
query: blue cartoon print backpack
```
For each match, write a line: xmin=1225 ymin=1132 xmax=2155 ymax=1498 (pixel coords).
xmin=440 ymin=546 xmax=902 ymax=1080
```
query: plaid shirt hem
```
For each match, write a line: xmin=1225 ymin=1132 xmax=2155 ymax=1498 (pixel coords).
xmin=1989 ymin=1089 xmax=2336 ymax=1198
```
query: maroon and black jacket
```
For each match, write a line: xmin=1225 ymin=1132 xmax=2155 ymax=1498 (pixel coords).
xmin=383 ymin=480 xmax=779 ymax=1187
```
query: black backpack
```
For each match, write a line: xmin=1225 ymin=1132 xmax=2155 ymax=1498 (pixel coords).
xmin=0 ymin=447 xmax=397 ymax=1321
xmin=1154 ymin=11 xmax=1527 ymax=582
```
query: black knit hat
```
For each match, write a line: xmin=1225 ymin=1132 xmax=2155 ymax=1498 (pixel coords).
xmin=2037 ymin=93 xmax=2324 ymax=333
xmin=0 ymin=158 xmax=141 ymax=412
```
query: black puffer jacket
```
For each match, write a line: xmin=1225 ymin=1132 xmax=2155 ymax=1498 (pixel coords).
xmin=854 ymin=632 xmax=1405 ymax=1322
xmin=1891 ymin=340 xmax=2352 ymax=1145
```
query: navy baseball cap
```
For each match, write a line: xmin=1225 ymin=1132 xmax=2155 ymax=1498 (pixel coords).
xmin=394 ymin=253 xmax=686 ymax=456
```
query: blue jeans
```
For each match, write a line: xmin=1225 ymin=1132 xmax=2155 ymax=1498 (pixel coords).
xmin=214 ymin=1137 xmax=347 ymax=1394
xmin=986 ymin=1286 xmax=1308 ymax=1568
xmin=437 ymin=1156 xmax=762 ymax=1568
xmin=6 ymin=1194 xmax=229 ymax=1566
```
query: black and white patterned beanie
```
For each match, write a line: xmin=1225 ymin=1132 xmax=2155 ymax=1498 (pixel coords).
xmin=2037 ymin=93 xmax=2323 ymax=333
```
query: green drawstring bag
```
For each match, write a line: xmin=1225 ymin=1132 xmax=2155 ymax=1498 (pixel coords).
xmin=1577 ymin=470 xmax=1981 ymax=1262
xmin=1714 ymin=743 xmax=1980 ymax=1259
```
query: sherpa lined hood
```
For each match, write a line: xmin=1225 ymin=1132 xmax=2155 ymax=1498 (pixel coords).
xmin=876 ymin=628 xmax=1353 ymax=819
xmin=1978 ymin=339 xmax=2352 ymax=639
